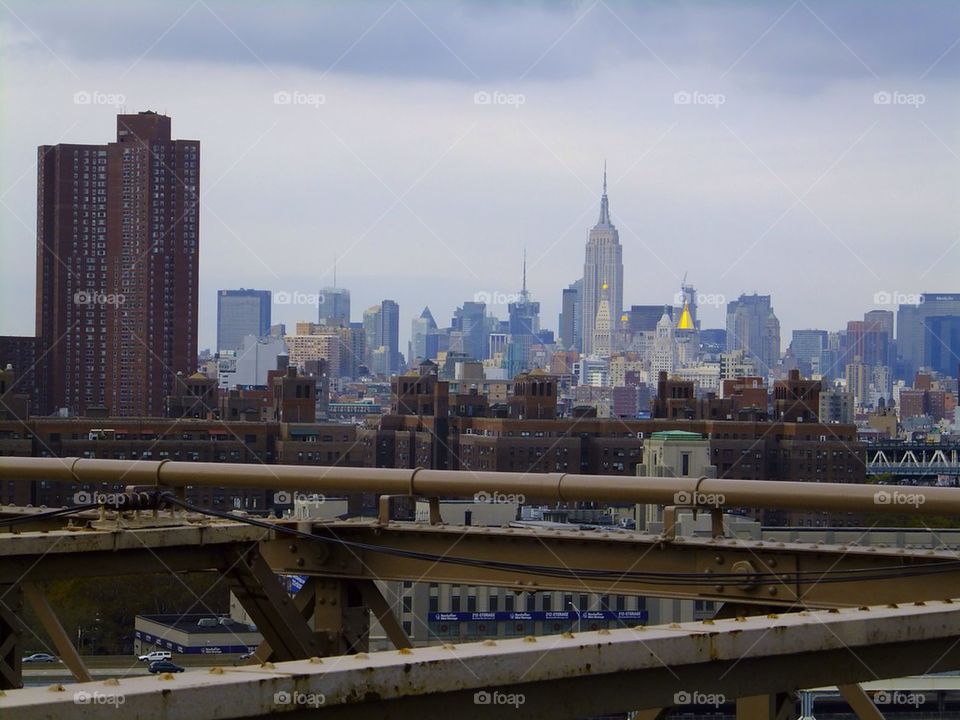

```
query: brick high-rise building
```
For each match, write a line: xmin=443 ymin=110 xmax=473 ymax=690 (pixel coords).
xmin=36 ymin=112 xmax=199 ymax=416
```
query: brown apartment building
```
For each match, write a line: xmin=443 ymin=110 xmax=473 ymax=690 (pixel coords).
xmin=36 ymin=112 xmax=199 ymax=417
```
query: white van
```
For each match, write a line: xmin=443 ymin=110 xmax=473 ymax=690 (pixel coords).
xmin=138 ymin=650 xmax=172 ymax=662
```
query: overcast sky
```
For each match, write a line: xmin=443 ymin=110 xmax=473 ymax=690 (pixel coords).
xmin=1 ymin=1 xmax=958 ymax=354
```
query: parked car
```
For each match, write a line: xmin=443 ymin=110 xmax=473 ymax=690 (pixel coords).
xmin=138 ymin=650 xmax=172 ymax=662
xmin=148 ymin=660 xmax=184 ymax=674
xmin=22 ymin=653 xmax=57 ymax=663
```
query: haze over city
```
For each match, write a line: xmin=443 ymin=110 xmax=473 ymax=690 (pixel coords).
xmin=2 ymin=0 xmax=959 ymax=351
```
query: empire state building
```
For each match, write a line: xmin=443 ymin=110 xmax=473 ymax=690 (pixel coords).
xmin=582 ymin=165 xmax=623 ymax=355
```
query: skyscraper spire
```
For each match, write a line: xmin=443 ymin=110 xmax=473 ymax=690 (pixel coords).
xmin=597 ymin=161 xmax=610 ymax=226
xmin=521 ymin=248 xmax=527 ymax=298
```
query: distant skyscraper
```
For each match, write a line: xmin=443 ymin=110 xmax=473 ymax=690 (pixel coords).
xmin=592 ymin=283 xmax=613 ymax=359
xmin=363 ymin=300 xmax=400 ymax=376
xmin=36 ymin=112 xmax=199 ymax=416
xmin=790 ymin=329 xmax=828 ymax=377
xmin=896 ymin=294 xmax=960 ymax=380
xmin=217 ymin=289 xmax=271 ymax=352
xmin=582 ymin=165 xmax=623 ymax=355
xmin=506 ymin=251 xmax=540 ymax=376
xmin=725 ymin=293 xmax=781 ymax=375
xmin=558 ymin=280 xmax=581 ymax=351
xmin=318 ymin=287 xmax=351 ymax=326
xmin=451 ymin=301 xmax=487 ymax=361
xmin=409 ymin=306 xmax=439 ymax=364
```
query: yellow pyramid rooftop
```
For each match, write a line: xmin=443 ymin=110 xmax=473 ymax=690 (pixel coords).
xmin=677 ymin=302 xmax=694 ymax=330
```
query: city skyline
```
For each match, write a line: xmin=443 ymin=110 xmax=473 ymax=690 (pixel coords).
xmin=1 ymin=1 xmax=958 ymax=354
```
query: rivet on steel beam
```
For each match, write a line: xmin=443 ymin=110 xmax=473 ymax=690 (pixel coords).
xmin=48 ymin=684 xmax=66 ymax=692
xmin=768 ymin=587 xmax=778 ymax=596
xmin=398 ymin=648 xmax=413 ymax=655
xmin=887 ymin=603 xmax=899 ymax=609
xmin=103 ymin=678 xmax=119 ymax=686
xmin=288 ymin=544 xmax=297 ymax=553
xmin=714 ymin=556 xmax=723 ymax=564
xmin=296 ymin=558 xmax=304 ymax=567
xmin=442 ymin=644 xmax=456 ymax=650
xmin=632 ymin=625 xmax=645 ymax=631
xmin=702 ymin=619 xmax=714 ymax=625
xmin=598 ymin=628 xmax=611 ymax=635
xmin=523 ymin=636 xmax=537 ymax=643
xmin=483 ymin=640 xmax=496 ymax=646
xmin=715 ymin=585 xmax=724 ymax=592
xmin=260 ymin=662 xmax=276 ymax=669
xmin=561 ymin=632 xmax=575 ymax=639
xmin=735 ymin=616 xmax=746 ymax=622
xmin=209 ymin=667 xmax=224 ymax=674
xmin=308 ymin=657 xmax=322 ymax=663
xmin=768 ymin=558 xmax=777 ymax=568
xmin=915 ymin=601 xmax=926 ymax=606
xmin=355 ymin=653 xmax=369 ymax=659
xmin=158 ymin=673 xmax=175 ymax=680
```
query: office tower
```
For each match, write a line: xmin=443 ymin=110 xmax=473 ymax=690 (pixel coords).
xmin=217 ymin=289 xmax=271 ymax=353
xmin=725 ymin=293 xmax=781 ymax=375
xmin=790 ymin=330 xmax=828 ymax=377
xmin=451 ymin=301 xmax=487 ymax=361
xmin=318 ymin=287 xmax=351 ymax=326
xmin=506 ymin=252 xmax=540 ymax=376
xmin=582 ymin=165 xmax=623 ymax=355
xmin=629 ymin=305 xmax=670 ymax=333
xmin=558 ymin=280 xmax=581 ymax=351
xmin=592 ymin=284 xmax=613 ymax=359
xmin=651 ymin=308 xmax=677 ymax=376
xmin=897 ymin=294 xmax=960 ymax=380
xmin=36 ymin=112 xmax=199 ymax=416
xmin=363 ymin=300 xmax=400 ymax=376
xmin=410 ymin=307 xmax=439 ymax=364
